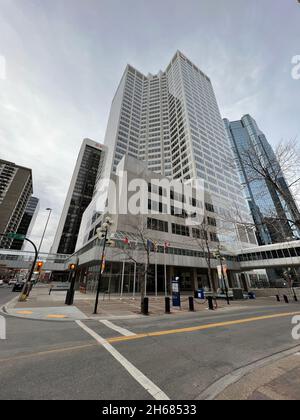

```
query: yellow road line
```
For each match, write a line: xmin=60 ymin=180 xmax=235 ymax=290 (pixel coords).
xmin=0 ymin=343 xmax=97 ymax=364
xmin=107 ymin=311 xmax=300 ymax=344
xmin=15 ymin=310 xmax=33 ymax=315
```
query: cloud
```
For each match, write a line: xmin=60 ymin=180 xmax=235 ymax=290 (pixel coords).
xmin=0 ymin=0 xmax=299 ymax=252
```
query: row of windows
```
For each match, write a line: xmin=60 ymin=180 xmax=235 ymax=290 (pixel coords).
xmin=238 ymin=247 xmax=300 ymax=262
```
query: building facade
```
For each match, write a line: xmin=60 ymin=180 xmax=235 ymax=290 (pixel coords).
xmin=77 ymin=51 xmax=256 ymax=252
xmin=51 ymin=139 xmax=106 ymax=255
xmin=224 ymin=115 xmax=300 ymax=245
xmin=0 ymin=159 xmax=33 ymax=249
xmin=10 ymin=196 xmax=39 ymax=250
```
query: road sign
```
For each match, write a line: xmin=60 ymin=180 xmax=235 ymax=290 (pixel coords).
xmin=6 ymin=233 xmax=26 ymax=240
xmin=172 ymin=276 xmax=181 ymax=308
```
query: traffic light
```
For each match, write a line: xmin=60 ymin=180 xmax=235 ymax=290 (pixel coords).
xmin=69 ymin=263 xmax=77 ymax=271
xmin=36 ymin=261 xmax=44 ymax=272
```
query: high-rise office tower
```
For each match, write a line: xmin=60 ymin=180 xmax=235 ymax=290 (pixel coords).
xmin=0 ymin=159 xmax=33 ymax=249
xmin=10 ymin=196 xmax=39 ymax=250
xmin=224 ymin=115 xmax=300 ymax=244
xmin=51 ymin=139 xmax=106 ymax=255
xmin=78 ymin=51 xmax=255 ymax=250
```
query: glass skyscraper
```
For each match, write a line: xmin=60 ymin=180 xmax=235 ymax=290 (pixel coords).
xmin=224 ymin=115 xmax=300 ymax=244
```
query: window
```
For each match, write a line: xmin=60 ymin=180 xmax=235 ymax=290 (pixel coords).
xmin=172 ymin=223 xmax=190 ymax=237
xmin=205 ymin=202 xmax=215 ymax=213
xmin=147 ymin=218 xmax=168 ymax=233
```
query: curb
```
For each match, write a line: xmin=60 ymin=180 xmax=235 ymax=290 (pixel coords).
xmin=197 ymin=344 xmax=300 ymax=400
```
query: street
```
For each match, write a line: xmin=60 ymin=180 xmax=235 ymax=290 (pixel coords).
xmin=1 ymin=288 xmax=300 ymax=400
xmin=0 ymin=285 xmax=14 ymax=307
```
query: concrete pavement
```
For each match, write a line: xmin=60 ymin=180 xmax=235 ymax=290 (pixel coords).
xmin=215 ymin=350 xmax=300 ymax=400
xmin=2 ymin=283 xmax=292 ymax=321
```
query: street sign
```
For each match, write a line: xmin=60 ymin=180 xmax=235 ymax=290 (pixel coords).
xmin=6 ymin=233 xmax=26 ymax=240
xmin=172 ymin=276 xmax=181 ymax=308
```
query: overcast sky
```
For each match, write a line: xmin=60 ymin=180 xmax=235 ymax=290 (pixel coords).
xmin=0 ymin=0 xmax=299 ymax=253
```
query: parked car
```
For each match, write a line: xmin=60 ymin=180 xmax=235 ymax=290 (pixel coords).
xmin=8 ymin=279 xmax=17 ymax=286
xmin=0 ymin=280 xmax=4 ymax=287
xmin=12 ymin=282 xmax=25 ymax=292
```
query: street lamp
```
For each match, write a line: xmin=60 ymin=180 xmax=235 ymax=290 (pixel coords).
xmin=37 ymin=208 xmax=52 ymax=256
xmin=93 ymin=216 xmax=113 ymax=314
xmin=214 ymin=245 xmax=230 ymax=305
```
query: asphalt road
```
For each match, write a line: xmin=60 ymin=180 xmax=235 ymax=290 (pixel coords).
xmin=1 ymin=288 xmax=300 ymax=400
xmin=0 ymin=286 xmax=14 ymax=306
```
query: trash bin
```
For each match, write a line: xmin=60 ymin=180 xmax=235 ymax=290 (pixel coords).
xmin=248 ymin=291 xmax=256 ymax=300
xmin=197 ymin=289 xmax=205 ymax=299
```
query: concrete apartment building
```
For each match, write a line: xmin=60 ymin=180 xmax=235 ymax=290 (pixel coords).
xmin=0 ymin=159 xmax=33 ymax=249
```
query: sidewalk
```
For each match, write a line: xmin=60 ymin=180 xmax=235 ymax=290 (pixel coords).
xmin=215 ymin=351 xmax=300 ymax=400
xmin=2 ymin=285 xmax=288 ymax=321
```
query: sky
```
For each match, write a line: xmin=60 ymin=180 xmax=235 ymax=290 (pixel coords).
xmin=0 ymin=0 xmax=299 ymax=253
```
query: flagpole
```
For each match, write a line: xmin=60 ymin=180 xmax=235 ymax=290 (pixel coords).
xmin=120 ymin=259 xmax=125 ymax=299
xmin=164 ymin=245 xmax=167 ymax=297
xmin=133 ymin=261 xmax=136 ymax=299
xmin=155 ymin=248 xmax=158 ymax=297
xmin=145 ymin=263 xmax=147 ymax=297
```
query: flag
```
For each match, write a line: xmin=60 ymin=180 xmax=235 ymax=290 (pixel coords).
xmin=153 ymin=241 xmax=158 ymax=252
xmin=101 ymin=256 xmax=106 ymax=274
xmin=164 ymin=241 xmax=170 ymax=249
xmin=123 ymin=237 xmax=129 ymax=245
xmin=147 ymin=239 xmax=153 ymax=250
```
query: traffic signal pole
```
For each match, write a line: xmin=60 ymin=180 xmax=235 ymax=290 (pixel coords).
xmin=94 ymin=229 xmax=108 ymax=314
xmin=65 ymin=264 xmax=77 ymax=305
xmin=0 ymin=233 xmax=38 ymax=301
xmin=19 ymin=238 xmax=38 ymax=301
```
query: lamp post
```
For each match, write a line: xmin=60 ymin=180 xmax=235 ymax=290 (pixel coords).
xmin=93 ymin=216 xmax=113 ymax=314
xmin=214 ymin=245 xmax=230 ymax=305
xmin=37 ymin=208 xmax=52 ymax=256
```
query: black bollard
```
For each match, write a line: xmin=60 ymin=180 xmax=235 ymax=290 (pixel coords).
xmin=276 ymin=295 xmax=280 ymax=302
xmin=141 ymin=297 xmax=149 ymax=315
xmin=283 ymin=295 xmax=289 ymax=304
xmin=189 ymin=297 xmax=195 ymax=312
xmin=208 ymin=296 xmax=214 ymax=311
xmin=165 ymin=297 xmax=171 ymax=314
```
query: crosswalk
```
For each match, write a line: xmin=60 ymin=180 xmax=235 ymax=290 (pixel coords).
xmin=76 ymin=319 xmax=170 ymax=400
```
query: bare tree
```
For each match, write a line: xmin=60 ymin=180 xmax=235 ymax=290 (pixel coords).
xmin=119 ymin=217 xmax=156 ymax=304
xmin=239 ymin=138 xmax=300 ymax=233
xmin=191 ymin=218 xmax=217 ymax=293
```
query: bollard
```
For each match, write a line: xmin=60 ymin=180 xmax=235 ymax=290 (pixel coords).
xmin=165 ymin=297 xmax=170 ymax=314
xmin=276 ymin=295 xmax=280 ymax=302
xmin=189 ymin=297 xmax=195 ymax=312
xmin=208 ymin=296 xmax=214 ymax=311
xmin=283 ymin=295 xmax=289 ymax=304
xmin=141 ymin=297 xmax=149 ymax=315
